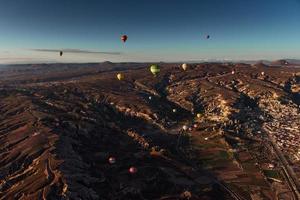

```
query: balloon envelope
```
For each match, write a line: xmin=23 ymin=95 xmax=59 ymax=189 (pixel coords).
xmin=121 ymin=35 xmax=128 ymax=43
xmin=150 ymin=65 xmax=160 ymax=76
xmin=182 ymin=125 xmax=188 ymax=131
xmin=182 ymin=63 xmax=188 ymax=71
xmin=108 ymin=157 xmax=116 ymax=164
xmin=117 ymin=73 xmax=124 ymax=81
xmin=129 ymin=167 xmax=137 ymax=174
xmin=60 ymin=51 xmax=63 ymax=56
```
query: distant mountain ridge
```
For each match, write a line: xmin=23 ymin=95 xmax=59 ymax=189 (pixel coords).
xmin=1 ymin=59 xmax=300 ymax=68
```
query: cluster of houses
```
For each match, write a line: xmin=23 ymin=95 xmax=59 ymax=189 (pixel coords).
xmin=261 ymin=98 xmax=300 ymax=162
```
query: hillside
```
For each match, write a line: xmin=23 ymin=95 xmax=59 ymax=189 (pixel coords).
xmin=0 ymin=62 xmax=300 ymax=199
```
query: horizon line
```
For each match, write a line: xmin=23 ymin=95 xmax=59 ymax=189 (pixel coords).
xmin=1 ymin=58 xmax=300 ymax=66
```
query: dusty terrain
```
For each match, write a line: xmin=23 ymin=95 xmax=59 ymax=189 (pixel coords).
xmin=0 ymin=61 xmax=300 ymax=200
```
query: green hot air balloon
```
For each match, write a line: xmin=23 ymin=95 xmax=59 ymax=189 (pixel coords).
xmin=150 ymin=64 xmax=160 ymax=76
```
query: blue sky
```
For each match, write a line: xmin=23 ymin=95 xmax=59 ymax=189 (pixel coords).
xmin=0 ymin=0 xmax=299 ymax=63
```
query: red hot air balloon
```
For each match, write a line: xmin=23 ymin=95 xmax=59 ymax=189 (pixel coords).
xmin=121 ymin=35 xmax=128 ymax=43
xmin=129 ymin=166 xmax=137 ymax=174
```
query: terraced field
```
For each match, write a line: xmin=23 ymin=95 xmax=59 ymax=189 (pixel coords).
xmin=0 ymin=62 xmax=299 ymax=199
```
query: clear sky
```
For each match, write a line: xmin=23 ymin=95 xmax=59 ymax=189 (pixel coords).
xmin=0 ymin=0 xmax=299 ymax=63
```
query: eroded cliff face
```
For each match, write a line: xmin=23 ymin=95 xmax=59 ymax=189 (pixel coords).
xmin=0 ymin=62 xmax=299 ymax=199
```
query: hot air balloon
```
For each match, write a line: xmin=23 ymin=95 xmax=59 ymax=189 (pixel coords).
xmin=261 ymin=71 xmax=265 ymax=76
xmin=206 ymin=35 xmax=210 ymax=39
xmin=196 ymin=113 xmax=202 ymax=118
xmin=182 ymin=125 xmax=188 ymax=131
xmin=117 ymin=73 xmax=124 ymax=81
xmin=129 ymin=166 xmax=137 ymax=174
xmin=182 ymin=63 xmax=188 ymax=71
xmin=150 ymin=64 xmax=160 ymax=76
xmin=172 ymin=109 xmax=177 ymax=113
xmin=60 ymin=51 xmax=63 ymax=56
xmin=108 ymin=157 xmax=116 ymax=164
xmin=121 ymin=35 xmax=128 ymax=43
xmin=231 ymin=70 xmax=235 ymax=75
xmin=148 ymin=96 xmax=152 ymax=100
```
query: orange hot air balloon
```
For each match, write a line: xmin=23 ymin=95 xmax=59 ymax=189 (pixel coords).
xmin=121 ymin=35 xmax=128 ymax=43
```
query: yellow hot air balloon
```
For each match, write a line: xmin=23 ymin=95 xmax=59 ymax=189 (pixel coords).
xmin=117 ymin=73 xmax=124 ymax=81
xmin=182 ymin=63 xmax=188 ymax=71
xmin=150 ymin=65 xmax=160 ymax=76
xmin=196 ymin=113 xmax=202 ymax=118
